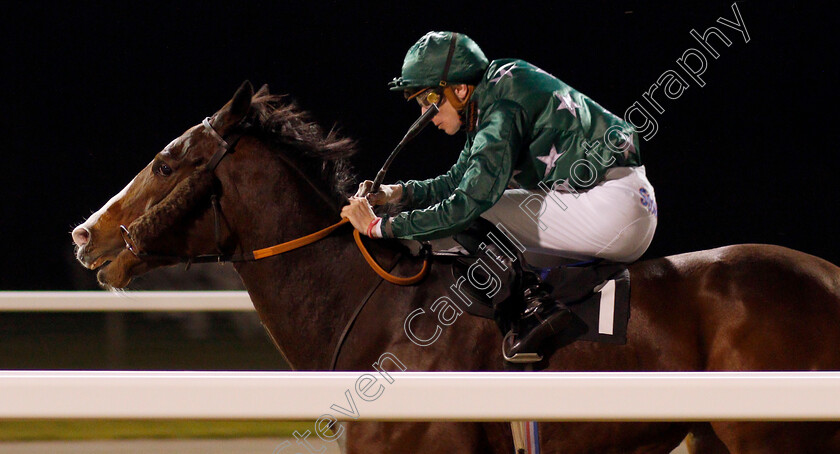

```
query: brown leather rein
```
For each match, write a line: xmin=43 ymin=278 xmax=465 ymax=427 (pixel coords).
xmin=119 ymin=115 xmax=429 ymax=286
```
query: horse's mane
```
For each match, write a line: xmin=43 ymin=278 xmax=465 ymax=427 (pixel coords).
xmin=127 ymin=92 xmax=360 ymax=255
xmin=247 ymin=93 xmax=357 ymax=205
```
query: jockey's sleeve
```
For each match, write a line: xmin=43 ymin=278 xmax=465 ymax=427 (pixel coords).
xmin=382 ymin=100 xmax=526 ymax=241
xmin=397 ymin=141 xmax=471 ymax=210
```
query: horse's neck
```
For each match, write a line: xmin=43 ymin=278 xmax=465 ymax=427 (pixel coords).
xmin=235 ymin=232 xmax=377 ymax=370
xmin=223 ymin=149 xmax=381 ymax=370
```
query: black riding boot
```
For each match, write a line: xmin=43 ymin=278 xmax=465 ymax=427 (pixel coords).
xmin=452 ymin=218 xmax=572 ymax=358
xmin=504 ymin=272 xmax=572 ymax=357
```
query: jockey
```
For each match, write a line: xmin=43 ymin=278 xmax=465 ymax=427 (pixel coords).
xmin=342 ymin=31 xmax=657 ymax=356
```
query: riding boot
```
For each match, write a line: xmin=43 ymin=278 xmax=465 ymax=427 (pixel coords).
xmin=504 ymin=272 xmax=573 ymax=357
xmin=452 ymin=218 xmax=573 ymax=357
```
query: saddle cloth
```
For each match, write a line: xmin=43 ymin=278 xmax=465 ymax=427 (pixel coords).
xmin=444 ymin=247 xmax=632 ymax=345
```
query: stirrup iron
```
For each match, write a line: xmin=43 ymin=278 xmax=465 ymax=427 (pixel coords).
xmin=502 ymin=331 xmax=542 ymax=363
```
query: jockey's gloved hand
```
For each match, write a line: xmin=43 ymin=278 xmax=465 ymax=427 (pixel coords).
xmin=355 ymin=180 xmax=402 ymax=206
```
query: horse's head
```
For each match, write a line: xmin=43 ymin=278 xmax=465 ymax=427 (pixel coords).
xmin=72 ymin=81 xmax=257 ymax=288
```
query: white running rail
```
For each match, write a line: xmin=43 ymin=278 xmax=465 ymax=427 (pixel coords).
xmin=0 ymin=371 xmax=839 ymax=421
xmin=2 ymin=292 xmax=839 ymax=421
xmin=0 ymin=291 xmax=254 ymax=311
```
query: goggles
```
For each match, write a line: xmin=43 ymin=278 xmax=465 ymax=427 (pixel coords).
xmin=405 ymin=88 xmax=445 ymax=108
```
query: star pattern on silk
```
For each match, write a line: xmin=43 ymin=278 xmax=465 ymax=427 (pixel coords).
xmin=537 ymin=145 xmax=564 ymax=178
xmin=552 ymin=179 xmax=575 ymax=194
xmin=489 ymin=62 xmax=518 ymax=84
xmin=554 ymin=91 xmax=580 ymax=117
xmin=622 ymin=132 xmax=637 ymax=160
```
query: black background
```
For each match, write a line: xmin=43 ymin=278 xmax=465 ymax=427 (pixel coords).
xmin=1 ymin=1 xmax=836 ymax=290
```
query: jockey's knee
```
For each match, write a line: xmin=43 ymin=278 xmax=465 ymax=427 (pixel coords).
xmin=597 ymin=215 xmax=657 ymax=262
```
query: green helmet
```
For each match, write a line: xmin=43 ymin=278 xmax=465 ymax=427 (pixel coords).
xmin=389 ymin=31 xmax=489 ymax=92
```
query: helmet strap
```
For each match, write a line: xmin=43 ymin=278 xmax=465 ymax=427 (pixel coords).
xmin=443 ymin=85 xmax=474 ymax=111
xmin=440 ymin=84 xmax=476 ymax=132
xmin=438 ymin=32 xmax=477 ymax=131
xmin=438 ymin=32 xmax=459 ymax=87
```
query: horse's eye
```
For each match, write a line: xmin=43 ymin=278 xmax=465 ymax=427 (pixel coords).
xmin=157 ymin=163 xmax=173 ymax=177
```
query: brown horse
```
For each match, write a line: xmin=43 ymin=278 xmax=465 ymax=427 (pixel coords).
xmin=71 ymin=82 xmax=840 ymax=453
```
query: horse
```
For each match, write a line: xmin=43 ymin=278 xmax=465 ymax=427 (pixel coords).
xmin=71 ymin=81 xmax=840 ymax=453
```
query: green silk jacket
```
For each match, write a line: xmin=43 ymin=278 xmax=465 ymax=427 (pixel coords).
xmin=382 ymin=59 xmax=641 ymax=241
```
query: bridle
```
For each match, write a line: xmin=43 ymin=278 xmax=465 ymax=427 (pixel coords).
xmin=119 ymin=115 xmax=256 ymax=265
xmin=119 ymin=109 xmax=432 ymax=372
xmin=119 ymin=114 xmax=430 ymax=285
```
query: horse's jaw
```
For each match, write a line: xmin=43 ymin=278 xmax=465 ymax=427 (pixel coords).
xmin=75 ymin=246 xmax=111 ymax=270
xmin=95 ymin=249 xmax=152 ymax=289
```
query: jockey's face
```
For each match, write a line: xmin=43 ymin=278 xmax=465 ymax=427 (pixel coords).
xmin=425 ymin=101 xmax=460 ymax=135
xmin=420 ymin=85 xmax=469 ymax=136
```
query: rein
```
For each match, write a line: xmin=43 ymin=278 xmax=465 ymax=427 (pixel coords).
xmin=119 ymin=115 xmax=430 ymax=286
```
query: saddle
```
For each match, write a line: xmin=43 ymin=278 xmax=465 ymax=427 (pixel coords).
xmin=434 ymin=219 xmax=632 ymax=356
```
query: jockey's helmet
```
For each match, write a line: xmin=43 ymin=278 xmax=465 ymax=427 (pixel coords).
xmin=389 ymin=31 xmax=489 ymax=95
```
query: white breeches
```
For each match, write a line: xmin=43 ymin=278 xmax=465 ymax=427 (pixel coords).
xmin=481 ymin=166 xmax=658 ymax=263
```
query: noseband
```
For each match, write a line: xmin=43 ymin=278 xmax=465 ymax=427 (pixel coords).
xmin=120 ymin=116 xmax=251 ymax=265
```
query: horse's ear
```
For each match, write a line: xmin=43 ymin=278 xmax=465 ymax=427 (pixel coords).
xmin=230 ymin=80 xmax=253 ymax=116
xmin=213 ymin=80 xmax=254 ymax=133
xmin=255 ymin=84 xmax=270 ymax=97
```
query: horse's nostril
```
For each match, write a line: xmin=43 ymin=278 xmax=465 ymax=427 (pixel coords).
xmin=72 ymin=226 xmax=91 ymax=247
